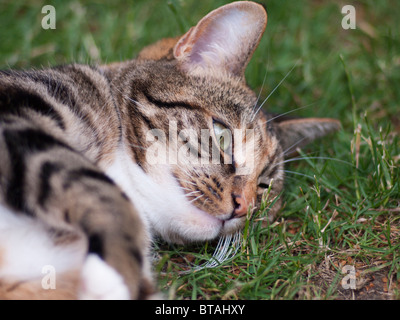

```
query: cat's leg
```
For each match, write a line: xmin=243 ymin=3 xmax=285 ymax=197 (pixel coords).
xmin=0 ymin=203 xmax=83 ymax=299
xmin=78 ymin=254 xmax=130 ymax=299
xmin=0 ymin=273 xmax=80 ymax=300
xmin=0 ymin=122 xmax=154 ymax=299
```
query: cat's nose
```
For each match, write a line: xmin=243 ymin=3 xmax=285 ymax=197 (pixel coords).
xmin=232 ymin=194 xmax=249 ymax=217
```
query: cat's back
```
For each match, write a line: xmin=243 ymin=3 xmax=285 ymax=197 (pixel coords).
xmin=0 ymin=64 xmax=122 ymax=166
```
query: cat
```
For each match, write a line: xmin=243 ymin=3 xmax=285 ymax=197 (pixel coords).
xmin=0 ymin=1 xmax=340 ymax=299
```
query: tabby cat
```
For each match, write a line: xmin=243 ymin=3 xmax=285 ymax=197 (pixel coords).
xmin=0 ymin=1 xmax=340 ymax=299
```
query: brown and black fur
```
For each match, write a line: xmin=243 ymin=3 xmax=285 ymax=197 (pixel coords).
xmin=0 ymin=65 xmax=153 ymax=299
xmin=0 ymin=2 xmax=340 ymax=299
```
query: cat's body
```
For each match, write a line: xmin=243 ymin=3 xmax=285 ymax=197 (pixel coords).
xmin=0 ymin=2 xmax=339 ymax=299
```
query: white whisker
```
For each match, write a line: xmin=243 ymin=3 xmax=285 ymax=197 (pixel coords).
xmin=179 ymin=186 xmax=193 ymax=192
xmin=251 ymin=59 xmax=300 ymax=121
xmin=176 ymin=178 xmax=196 ymax=186
xmin=173 ymin=233 xmax=243 ymax=275
xmin=250 ymin=65 xmax=268 ymax=121
xmin=281 ymin=173 xmax=308 ymax=183
xmin=127 ymin=142 xmax=148 ymax=151
xmin=262 ymin=101 xmax=319 ymax=125
xmin=180 ymin=232 xmax=242 ymax=274
xmin=186 ymin=190 xmax=201 ymax=197
xmin=113 ymin=86 xmax=148 ymax=108
xmin=276 ymin=156 xmax=353 ymax=168
xmin=282 ymin=136 xmax=309 ymax=156
xmin=189 ymin=194 xmax=204 ymax=203
xmin=279 ymin=169 xmax=315 ymax=180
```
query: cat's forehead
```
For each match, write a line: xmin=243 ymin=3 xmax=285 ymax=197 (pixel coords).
xmin=160 ymin=63 xmax=256 ymax=120
xmin=188 ymin=75 xmax=257 ymax=112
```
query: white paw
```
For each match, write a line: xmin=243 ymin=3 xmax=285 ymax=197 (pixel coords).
xmin=78 ymin=254 xmax=130 ymax=300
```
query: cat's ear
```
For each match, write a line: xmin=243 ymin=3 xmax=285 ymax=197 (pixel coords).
xmin=173 ymin=1 xmax=267 ymax=78
xmin=275 ymin=118 xmax=341 ymax=157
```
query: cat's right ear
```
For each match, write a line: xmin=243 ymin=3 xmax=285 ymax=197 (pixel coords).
xmin=173 ymin=1 xmax=267 ymax=78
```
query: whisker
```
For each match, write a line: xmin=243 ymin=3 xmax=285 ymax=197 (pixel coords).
xmin=113 ymin=86 xmax=148 ymax=108
xmin=250 ymin=65 xmax=269 ymax=120
xmin=282 ymin=136 xmax=309 ymax=156
xmin=179 ymin=186 xmax=193 ymax=192
xmin=126 ymin=142 xmax=148 ymax=151
xmin=212 ymin=236 xmax=231 ymax=267
xmin=180 ymin=232 xmax=242 ymax=274
xmin=186 ymin=190 xmax=201 ymax=197
xmin=189 ymin=194 xmax=204 ymax=203
xmin=204 ymin=236 xmax=229 ymax=269
xmin=177 ymin=178 xmax=196 ymax=186
xmin=280 ymin=173 xmax=308 ymax=183
xmin=194 ymin=232 xmax=242 ymax=270
xmin=279 ymin=169 xmax=315 ymax=180
xmin=276 ymin=156 xmax=354 ymax=168
xmin=262 ymin=101 xmax=320 ymax=125
xmin=251 ymin=59 xmax=300 ymax=121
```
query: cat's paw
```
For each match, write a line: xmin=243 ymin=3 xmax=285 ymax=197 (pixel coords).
xmin=78 ymin=254 xmax=130 ymax=300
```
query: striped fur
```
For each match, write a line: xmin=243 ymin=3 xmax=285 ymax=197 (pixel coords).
xmin=0 ymin=2 xmax=339 ymax=300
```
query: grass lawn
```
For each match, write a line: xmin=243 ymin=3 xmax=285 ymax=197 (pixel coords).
xmin=1 ymin=0 xmax=399 ymax=300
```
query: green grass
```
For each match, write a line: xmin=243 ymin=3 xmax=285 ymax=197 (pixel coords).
xmin=1 ymin=0 xmax=399 ymax=299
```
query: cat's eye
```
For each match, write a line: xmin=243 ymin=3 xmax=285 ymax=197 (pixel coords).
xmin=213 ymin=121 xmax=232 ymax=152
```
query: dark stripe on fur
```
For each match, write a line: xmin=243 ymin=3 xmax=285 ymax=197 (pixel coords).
xmin=259 ymin=148 xmax=279 ymax=178
xmin=4 ymin=128 xmax=71 ymax=153
xmin=36 ymin=66 xmax=104 ymax=148
xmin=65 ymin=168 xmax=115 ymax=188
xmin=0 ymin=86 xmax=66 ymax=130
xmin=64 ymin=65 xmax=103 ymax=103
xmin=3 ymin=129 xmax=71 ymax=214
xmin=61 ymin=66 xmax=109 ymax=152
xmin=26 ymin=72 xmax=75 ymax=106
xmin=138 ymin=111 xmax=156 ymax=130
xmin=143 ymin=91 xmax=197 ymax=110
xmin=88 ymin=233 xmax=105 ymax=258
xmin=130 ymin=248 xmax=143 ymax=266
xmin=38 ymin=161 xmax=63 ymax=208
xmin=268 ymin=164 xmax=279 ymax=179
xmin=3 ymin=131 xmax=29 ymax=214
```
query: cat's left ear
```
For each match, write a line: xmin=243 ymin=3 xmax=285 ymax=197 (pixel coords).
xmin=173 ymin=1 xmax=267 ymax=78
xmin=275 ymin=118 xmax=341 ymax=157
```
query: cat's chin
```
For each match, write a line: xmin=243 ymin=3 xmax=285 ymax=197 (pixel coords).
xmin=220 ymin=218 xmax=246 ymax=237
xmin=157 ymin=206 xmax=246 ymax=245
xmin=108 ymin=157 xmax=245 ymax=244
xmin=155 ymin=206 xmax=223 ymax=245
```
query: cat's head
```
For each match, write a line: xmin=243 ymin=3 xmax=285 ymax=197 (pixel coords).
xmin=117 ymin=1 xmax=340 ymax=244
